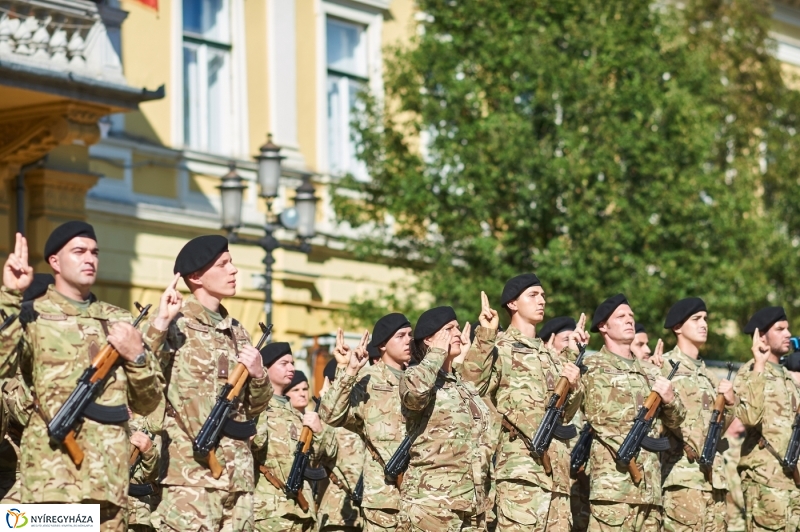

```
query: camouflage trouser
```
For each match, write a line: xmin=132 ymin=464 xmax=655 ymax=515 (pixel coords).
xmin=155 ymin=486 xmax=253 ymax=532
xmin=571 ymin=472 xmax=591 ymax=532
xmin=253 ymin=515 xmax=315 ymax=531
xmin=495 ymin=480 xmax=571 ymax=531
xmin=397 ymin=502 xmax=485 ymax=532
xmin=743 ymin=482 xmax=800 ymax=532
xmin=363 ymin=508 xmax=399 ymax=531
xmin=663 ymin=487 xmax=726 ymax=532
xmin=588 ymin=502 xmax=661 ymax=532
xmin=128 ymin=526 xmax=154 ymax=532
xmin=96 ymin=501 xmax=126 ymax=532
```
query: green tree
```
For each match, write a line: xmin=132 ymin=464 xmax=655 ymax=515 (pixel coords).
xmin=333 ymin=0 xmax=800 ymax=360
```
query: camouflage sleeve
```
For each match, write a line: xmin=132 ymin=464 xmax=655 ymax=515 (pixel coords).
xmin=133 ymin=433 xmax=161 ymax=484
xmin=319 ymin=372 xmax=363 ymax=431
xmin=2 ymin=374 xmax=33 ymax=427
xmin=733 ymin=367 xmax=764 ymax=428
xmin=124 ymin=349 xmax=163 ymax=417
xmin=0 ymin=287 xmax=24 ymax=378
xmin=245 ymin=376 xmax=272 ymax=417
xmin=140 ymin=317 xmax=168 ymax=362
xmin=252 ymin=413 xmax=269 ymax=452
xmin=563 ymin=376 xmax=584 ymax=422
xmin=459 ymin=326 xmax=499 ymax=397
xmin=400 ymin=347 xmax=446 ymax=411
xmin=659 ymin=389 xmax=686 ymax=430
xmin=313 ymin=423 xmax=339 ymax=464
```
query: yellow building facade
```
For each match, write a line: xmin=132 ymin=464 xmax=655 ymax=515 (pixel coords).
xmin=0 ymin=0 xmax=417 ymax=382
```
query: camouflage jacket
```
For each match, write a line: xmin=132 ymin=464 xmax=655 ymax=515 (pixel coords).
xmin=660 ymin=348 xmax=733 ymax=491
xmin=0 ymin=374 xmax=31 ymax=479
xmin=581 ymin=346 xmax=686 ymax=505
xmin=128 ymin=404 xmax=164 ymax=526
xmin=141 ymin=294 xmax=271 ymax=492
xmin=734 ymin=360 xmax=800 ymax=490
xmin=399 ymin=347 xmax=492 ymax=513
xmin=252 ymin=394 xmax=337 ymax=521
xmin=460 ymin=326 xmax=583 ymax=494
xmin=723 ymin=435 xmax=746 ymax=532
xmin=0 ymin=285 xmax=162 ymax=507
xmin=316 ymin=426 xmax=364 ymax=529
xmin=319 ymin=360 xmax=404 ymax=511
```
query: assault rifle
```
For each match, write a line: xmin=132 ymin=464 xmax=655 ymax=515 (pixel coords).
xmin=0 ymin=310 xmax=17 ymax=334
xmin=570 ymin=422 xmax=595 ymax=479
xmin=384 ymin=432 xmax=412 ymax=488
xmin=285 ymin=396 xmax=321 ymax=500
xmin=531 ymin=343 xmax=587 ymax=458
xmin=193 ymin=322 xmax=272 ymax=479
xmin=782 ymin=399 xmax=800 ymax=485
xmin=698 ymin=362 xmax=735 ymax=472
xmin=616 ymin=360 xmax=680 ymax=484
xmin=351 ymin=473 xmax=364 ymax=507
xmin=128 ymin=428 xmax=156 ymax=498
xmin=48 ymin=302 xmax=151 ymax=466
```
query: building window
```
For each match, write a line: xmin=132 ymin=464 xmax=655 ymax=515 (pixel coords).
xmin=326 ymin=17 xmax=368 ymax=179
xmin=183 ymin=0 xmax=231 ymax=154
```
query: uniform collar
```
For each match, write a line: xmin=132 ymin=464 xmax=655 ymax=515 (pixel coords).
xmin=181 ymin=294 xmax=233 ymax=330
xmin=666 ymin=346 xmax=703 ymax=372
xmin=44 ymin=286 xmax=105 ymax=318
xmin=505 ymin=326 xmax=542 ymax=349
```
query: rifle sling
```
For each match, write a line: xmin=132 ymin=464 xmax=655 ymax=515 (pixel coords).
xmin=325 ymin=466 xmax=353 ymax=496
xmin=501 ymin=415 xmax=552 ymax=474
xmin=362 ymin=436 xmax=387 ymax=469
xmin=259 ymin=464 xmax=309 ymax=512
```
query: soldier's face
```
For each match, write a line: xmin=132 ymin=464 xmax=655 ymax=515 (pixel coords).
xmin=630 ymin=332 xmax=651 ymax=361
xmin=765 ymin=320 xmax=791 ymax=356
xmin=192 ymin=252 xmax=238 ymax=298
xmin=675 ymin=311 xmax=708 ymax=345
xmin=268 ymin=354 xmax=295 ymax=392
xmin=507 ymin=286 xmax=546 ymax=325
xmin=552 ymin=330 xmax=572 ymax=351
xmin=286 ymin=381 xmax=309 ymax=411
xmin=424 ymin=319 xmax=462 ymax=355
xmin=383 ymin=327 xmax=412 ymax=366
xmin=49 ymin=237 xmax=99 ymax=290
xmin=600 ymin=304 xmax=635 ymax=344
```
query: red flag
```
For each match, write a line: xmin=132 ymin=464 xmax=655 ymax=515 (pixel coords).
xmin=135 ymin=0 xmax=158 ymax=9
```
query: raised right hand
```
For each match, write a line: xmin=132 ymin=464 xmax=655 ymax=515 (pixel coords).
xmin=332 ymin=328 xmax=351 ymax=367
xmin=3 ymin=233 xmax=33 ymax=292
xmin=152 ymin=273 xmax=183 ymax=331
xmin=478 ymin=291 xmax=499 ymax=330
xmin=752 ymin=329 xmax=770 ymax=373
xmin=344 ymin=330 xmax=370 ymax=377
xmin=649 ymin=339 xmax=664 ymax=368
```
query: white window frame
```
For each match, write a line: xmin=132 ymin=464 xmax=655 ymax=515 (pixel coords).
xmin=171 ymin=0 xmax=249 ymax=158
xmin=316 ymin=1 xmax=385 ymax=178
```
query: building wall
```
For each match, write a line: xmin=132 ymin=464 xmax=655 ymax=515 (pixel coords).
xmin=79 ymin=0 xmax=418 ymax=375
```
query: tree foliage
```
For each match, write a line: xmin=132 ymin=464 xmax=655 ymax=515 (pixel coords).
xmin=332 ymin=0 xmax=800 ymax=360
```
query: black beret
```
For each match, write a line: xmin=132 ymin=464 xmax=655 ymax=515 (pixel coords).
xmin=368 ymin=344 xmax=381 ymax=359
xmin=323 ymin=358 xmax=338 ymax=382
xmin=538 ymin=316 xmax=576 ymax=343
xmin=370 ymin=313 xmax=411 ymax=347
xmin=44 ymin=221 xmax=96 ymax=260
xmin=743 ymin=306 xmax=788 ymax=335
xmin=664 ymin=297 xmax=707 ymax=329
xmin=500 ymin=273 xmax=542 ymax=307
xmin=591 ymin=293 xmax=630 ymax=332
xmin=174 ymin=235 xmax=229 ymax=275
xmin=260 ymin=342 xmax=292 ymax=368
xmin=23 ymin=273 xmax=54 ymax=302
xmin=285 ymin=370 xmax=308 ymax=393
xmin=413 ymin=306 xmax=458 ymax=340
xmin=635 ymin=322 xmax=647 ymax=335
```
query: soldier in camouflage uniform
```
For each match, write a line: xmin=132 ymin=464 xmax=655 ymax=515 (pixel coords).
xmin=631 ymin=324 xmax=652 ymax=363
xmin=398 ymin=305 xmax=493 ymax=531
xmin=316 ymin=359 xmax=364 ymax=532
xmin=582 ymin=294 xmax=685 ymax=532
xmin=0 ymin=225 xmax=163 ymax=531
xmin=142 ymin=235 xmax=271 ymax=531
xmin=320 ymin=314 xmax=414 ymax=532
xmin=461 ymin=277 xmax=584 ymax=532
xmin=734 ymin=306 xmax=800 ymax=532
xmin=0 ymin=273 xmax=50 ymax=503
xmin=540 ymin=315 xmax=590 ymax=532
xmin=127 ymin=397 xmax=165 ymax=532
xmin=254 ymin=344 xmax=337 ymax=531
xmin=723 ymin=418 xmax=746 ymax=532
xmin=659 ymin=298 xmax=735 ymax=532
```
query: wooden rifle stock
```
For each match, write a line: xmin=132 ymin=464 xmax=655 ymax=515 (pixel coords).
xmin=208 ymin=363 xmax=250 ymax=479
xmin=259 ymin=465 xmax=309 ymax=512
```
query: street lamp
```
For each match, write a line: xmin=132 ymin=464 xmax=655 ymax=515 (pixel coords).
xmin=218 ymin=134 xmax=318 ymax=327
